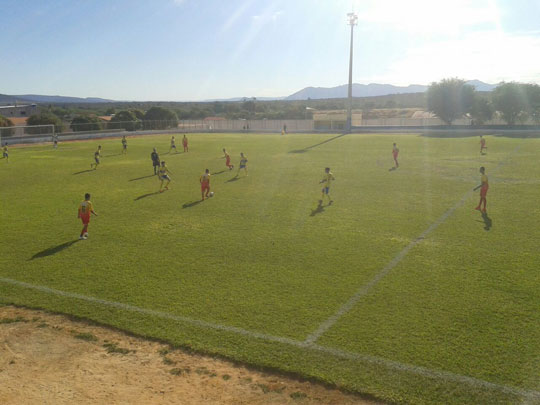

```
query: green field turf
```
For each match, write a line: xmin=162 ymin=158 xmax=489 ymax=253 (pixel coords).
xmin=0 ymin=132 xmax=539 ymax=404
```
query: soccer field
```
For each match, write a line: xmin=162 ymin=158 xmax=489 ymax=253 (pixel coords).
xmin=1 ymin=132 xmax=539 ymax=404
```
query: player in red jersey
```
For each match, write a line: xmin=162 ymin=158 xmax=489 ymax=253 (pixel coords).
xmin=480 ymin=136 xmax=487 ymax=155
xmin=392 ymin=143 xmax=399 ymax=168
xmin=223 ymin=148 xmax=234 ymax=170
xmin=78 ymin=193 xmax=98 ymax=240
xmin=200 ymin=169 xmax=211 ymax=200
xmin=473 ymin=167 xmax=489 ymax=213
xmin=182 ymin=134 xmax=188 ymax=152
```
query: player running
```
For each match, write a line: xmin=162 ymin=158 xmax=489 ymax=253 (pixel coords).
xmin=200 ymin=169 xmax=211 ymax=200
xmin=223 ymin=148 xmax=234 ymax=170
xmin=90 ymin=145 xmax=102 ymax=169
xmin=392 ymin=143 xmax=399 ymax=168
xmin=182 ymin=134 xmax=188 ymax=152
xmin=319 ymin=167 xmax=335 ymax=206
xmin=78 ymin=193 xmax=98 ymax=240
xmin=121 ymin=135 xmax=127 ymax=154
xmin=473 ymin=166 xmax=489 ymax=213
xmin=236 ymin=152 xmax=248 ymax=176
xmin=480 ymin=136 xmax=487 ymax=155
xmin=169 ymin=136 xmax=177 ymax=153
xmin=151 ymin=148 xmax=160 ymax=175
xmin=2 ymin=143 xmax=8 ymax=162
xmin=158 ymin=161 xmax=172 ymax=192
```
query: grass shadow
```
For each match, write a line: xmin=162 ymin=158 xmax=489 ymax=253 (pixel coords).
xmin=72 ymin=169 xmax=94 ymax=175
xmin=288 ymin=133 xmax=349 ymax=154
xmin=30 ymin=240 xmax=80 ymax=260
xmin=310 ymin=204 xmax=326 ymax=217
xmin=129 ymin=174 xmax=155 ymax=182
xmin=226 ymin=176 xmax=242 ymax=183
xmin=134 ymin=191 xmax=160 ymax=201
xmin=182 ymin=200 xmax=203 ymax=208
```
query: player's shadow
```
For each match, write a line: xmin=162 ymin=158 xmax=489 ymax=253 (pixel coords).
xmin=479 ymin=212 xmax=492 ymax=231
xmin=226 ymin=176 xmax=242 ymax=182
xmin=73 ymin=169 xmax=94 ymax=175
xmin=310 ymin=204 xmax=326 ymax=217
xmin=289 ymin=133 xmax=349 ymax=154
xmin=30 ymin=240 xmax=80 ymax=260
xmin=211 ymin=170 xmax=227 ymax=175
xmin=134 ymin=191 xmax=160 ymax=201
xmin=182 ymin=200 xmax=202 ymax=208
xmin=388 ymin=167 xmax=397 ymax=171
xmin=129 ymin=174 xmax=155 ymax=181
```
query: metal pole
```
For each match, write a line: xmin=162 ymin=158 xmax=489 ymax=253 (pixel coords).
xmin=346 ymin=12 xmax=357 ymax=133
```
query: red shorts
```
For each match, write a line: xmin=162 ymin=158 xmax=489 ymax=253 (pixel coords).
xmin=201 ymin=182 xmax=210 ymax=192
xmin=225 ymin=158 xmax=231 ymax=166
xmin=393 ymin=153 xmax=398 ymax=159
xmin=480 ymin=185 xmax=489 ymax=197
xmin=80 ymin=215 xmax=90 ymax=225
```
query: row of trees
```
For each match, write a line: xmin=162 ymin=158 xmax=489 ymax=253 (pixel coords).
xmin=427 ymin=79 xmax=540 ymax=125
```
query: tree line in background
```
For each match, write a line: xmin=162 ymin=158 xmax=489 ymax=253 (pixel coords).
xmin=1 ymin=80 xmax=539 ymax=135
xmin=427 ymin=79 xmax=540 ymax=125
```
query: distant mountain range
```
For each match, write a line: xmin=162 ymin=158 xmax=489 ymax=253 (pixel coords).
xmin=285 ymin=80 xmax=497 ymax=100
xmin=1 ymin=80 xmax=497 ymax=104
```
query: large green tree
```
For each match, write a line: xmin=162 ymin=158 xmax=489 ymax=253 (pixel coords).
xmin=470 ymin=96 xmax=494 ymax=125
xmin=70 ymin=115 xmax=103 ymax=132
xmin=143 ymin=107 xmax=178 ymax=130
xmin=492 ymin=82 xmax=528 ymax=125
xmin=426 ymin=78 xmax=475 ymax=125
xmin=27 ymin=112 xmax=65 ymax=134
xmin=0 ymin=115 xmax=14 ymax=137
xmin=109 ymin=110 xmax=141 ymax=131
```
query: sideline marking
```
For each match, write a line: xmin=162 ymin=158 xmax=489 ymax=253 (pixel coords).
xmin=304 ymin=144 xmax=522 ymax=344
xmin=0 ymin=276 xmax=538 ymax=401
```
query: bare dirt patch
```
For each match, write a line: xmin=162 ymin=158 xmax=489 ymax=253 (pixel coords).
xmin=0 ymin=305 xmax=380 ymax=404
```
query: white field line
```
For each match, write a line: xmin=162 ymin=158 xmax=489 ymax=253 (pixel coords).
xmin=0 ymin=276 xmax=538 ymax=401
xmin=304 ymin=145 xmax=522 ymax=345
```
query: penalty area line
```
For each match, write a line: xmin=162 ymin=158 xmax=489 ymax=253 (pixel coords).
xmin=304 ymin=144 xmax=524 ymax=345
xmin=0 ymin=276 xmax=538 ymax=401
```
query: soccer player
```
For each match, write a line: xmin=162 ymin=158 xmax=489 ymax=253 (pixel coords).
xmin=480 ymin=136 xmax=487 ymax=155
xmin=200 ymin=168 xmax=211 ymax=200
xmin=158 ymin=161 xmax=172 ymax=192
xmin=2 ymin=143 xmax=8 ymax=162
xmin=392 ymin=143 xmax=399 ymax=168
xmin=319 ymin=167 xmax=335 ymax=206
xmin=90 ymin=145 xmax=102 ymax=169
xmin=151 ymin=148 xmax=160 ymax=175
xmin=121 ymin=135 xmax=127 ymax=154
xmin=52 ymin=134 xmax=58 ymax=149
xmin=78 ymin=193 xmax=98 ymax=240
xmin=182 ymin=134 xmax=188 ymax=152
xmin=236 ymin=152 xmax=248 ymax=176
xmin=169 ymin=136 xmax=177 ymax=153
xmin=473 ymin=166 xmax=489 ymax=213
xmin=223 ymin=148 xmax=234 ymax=170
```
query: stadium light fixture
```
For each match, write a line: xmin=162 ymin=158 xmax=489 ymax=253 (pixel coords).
xmin=346 ymin=12 xmax=358 ymax=132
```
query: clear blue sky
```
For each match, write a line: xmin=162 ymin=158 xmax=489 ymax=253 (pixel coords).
xmin=1 ymin=0 xmax=539 ymax=101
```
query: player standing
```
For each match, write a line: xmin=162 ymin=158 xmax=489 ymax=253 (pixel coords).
xmin=151 ymin=148 xmax=160 ymax=175
xmin=121 ymin=135 xmax=127 ymax=154
xmin=158 ymin=161 xmax=172 ymax=192
xmin=169 ymin=136 xmax=177 ymax=153
xmin=473 ymin=166 xmax=489 ymax=213
xmin=78 ymin=193 xmax=98 ymax=240
xmin=236 ymin=152 xmax=248 ymax=176
xmin=392 ymin=143 xmax=399 ymax=168
xmin=53 ymin=134 xmax=58 ymax=149
xmin=2 ymin=143 xmax=8 ymax=162
xmin=90 ymin=145 xmax=102 ymax=169
xmin=200 ymin=168 xmax=211 ymax=200
xmin=223 ymin=148 xmax=234 ymax=170
xmin=480 ymin=136 xmax=487 ymax=155
xmin=182 ymin=134 xmax=188 ymax=152
xmin=319 ymin=167 xmax=335 ymax=206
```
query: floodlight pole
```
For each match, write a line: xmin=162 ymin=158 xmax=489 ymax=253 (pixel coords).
xmin=346 ymin=12 xmax=358 ymax=133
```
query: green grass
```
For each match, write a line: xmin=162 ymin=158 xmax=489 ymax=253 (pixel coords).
xmin=0 ymin=132 xmax=539 ymax=404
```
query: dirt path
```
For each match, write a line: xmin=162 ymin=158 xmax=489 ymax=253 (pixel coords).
xmin=0 ymin=305 xmax=379 ymax=404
